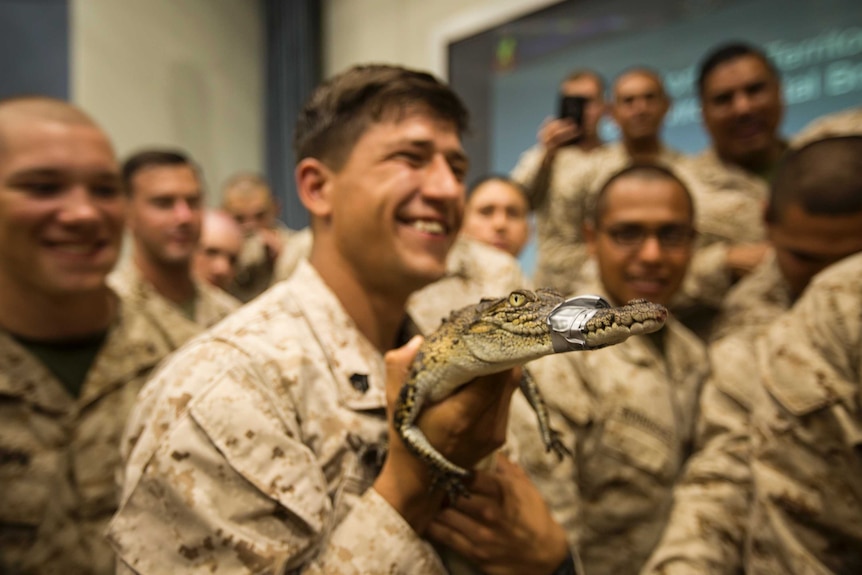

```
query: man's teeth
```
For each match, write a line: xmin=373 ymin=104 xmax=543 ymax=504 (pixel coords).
xmin=409 ymin=220 xmax=445 ymax=234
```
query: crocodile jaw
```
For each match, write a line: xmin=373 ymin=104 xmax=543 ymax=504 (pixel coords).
xmin=582 ymin=300 xmax=668 ymax=348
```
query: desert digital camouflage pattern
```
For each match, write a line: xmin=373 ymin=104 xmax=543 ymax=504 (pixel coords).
xmin=673 ymin=149 xmax=770 ymax=313
xmin=710 ymin=250 xmax=792 ymax=341
xmin=510 ymin=283 xmax=708 ymax=575
xmin=110 ymin=261 xmax=240 ymax=329
xmin=642 ymin=331 xmax=762 ymax=575
xmin=0 ymin=298 xmax=191 ymax=575
xmin=109 ymin=261 xmax=448 ymax=574
xmin=792 ymin=106 xmax=862 ymax=149
xmin=746 ymin=252 xmax=862 ymax=573
xmin=511 ymin=144 xmax=602 ymax=294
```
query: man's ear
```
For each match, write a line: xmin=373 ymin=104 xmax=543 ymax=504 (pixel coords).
xmin=295 ymin=158 xmax=333 ymax=219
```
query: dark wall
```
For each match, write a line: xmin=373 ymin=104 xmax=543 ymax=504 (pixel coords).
xmin=0 ymin=0 xmax=69 ymax=100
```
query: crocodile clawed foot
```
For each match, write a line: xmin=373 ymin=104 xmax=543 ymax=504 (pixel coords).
xmin=431 ymin=469 xmax=472 ymax=502
xmin=546 ymin=428 xmax=572 ymax=460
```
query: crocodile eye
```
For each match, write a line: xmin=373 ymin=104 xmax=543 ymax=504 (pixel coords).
xmin=509 ymin=292 xmax=526 ymax=307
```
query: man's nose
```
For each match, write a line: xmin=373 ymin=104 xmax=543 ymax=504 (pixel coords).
xmin=636 ymin=234 xmax=663 ymax=262
xmin=422 ymin=155 xmax=462 ymax=202
xmin=58 ymin=185 xmax=101 ymax=224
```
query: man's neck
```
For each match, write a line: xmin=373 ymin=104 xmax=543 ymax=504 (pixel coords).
xmin=624 ymin=137 xmax=662 ymax=161
xmin=309 ymin=241 xmax=412 ymax=353
xmin=722 ymin=140 xmax=786 ymax=179
xmin=577 ymin=136 xmax=603 ymax=153
xmin=134 ymin=252 xmax=196 ymax=306
xmin=0 ymin=280 xmax=116 ymax=340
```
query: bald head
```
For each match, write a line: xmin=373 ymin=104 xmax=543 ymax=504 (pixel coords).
xmin=221 ymin=172 xmax=278 ymax=236
xmin=194 ymin=209 xmax=244 ymax=290
xmin=0 ymin=96 xmax=103 ymax=153
xmin=613 ymin=68 xmax=666 ymax=99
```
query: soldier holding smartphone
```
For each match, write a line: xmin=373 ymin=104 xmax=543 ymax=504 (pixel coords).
xmin=511 ymin=70 xmax=606 ymax=290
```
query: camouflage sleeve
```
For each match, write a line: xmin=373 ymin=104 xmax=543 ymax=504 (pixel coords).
xmin=641 ymin=336 xmax=754 ymax=575
xmin=674 ymin=242 xmax=732 ymax=310
xmin=109 ymin=354 xmax=442 ymax=575
xmin=510 ymin=146 xmax=552 ymax=210
xmin=745 ymin=254 xmax=862 ymax=573
xmin=533 ymin=172 xmax=591 ymax=295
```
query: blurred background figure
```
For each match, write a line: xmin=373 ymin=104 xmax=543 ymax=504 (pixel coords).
xmin=460 ymin=175 xmax=530 ymax=258
xmin=536 ymin=67 xmax=686 ymax=295
xmin=193 ymin=208 xmax=244 ymax=292
xmin=512 ymin=163 xmax=707 ymax=575
xmin=672 ymin=41 xmax=785 ymax=338
xmin=221 ymin=172 xmax=297 ymax=302
xmin=0 ymin=96 xmax=192 ymax=575
xmin=791 ymin=106 xmax=862 ymax=148
xmin=510 ymin=69 xmax=606 ymax=289
xmin=112 ymin=149 xmax=239 ymax=329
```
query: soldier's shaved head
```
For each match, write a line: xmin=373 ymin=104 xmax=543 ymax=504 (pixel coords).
xmin=613 ymin=67 xmax=666 ymax=99
xmin=767 ymin=135 xmax=862 ymax=223
xmin=0 ymin=96 xmax=104 ymax=154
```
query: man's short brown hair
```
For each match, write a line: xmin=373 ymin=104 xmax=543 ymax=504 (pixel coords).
xmin=293 ymin=64 xmax=469 ymax=171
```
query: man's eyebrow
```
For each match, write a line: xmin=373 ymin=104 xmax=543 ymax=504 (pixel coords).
xmin=9 ymin=167 xmax=120 ymax=181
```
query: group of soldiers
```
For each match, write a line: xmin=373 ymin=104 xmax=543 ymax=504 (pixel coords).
xmin=1 ymin=39 xmax=861 ymax=575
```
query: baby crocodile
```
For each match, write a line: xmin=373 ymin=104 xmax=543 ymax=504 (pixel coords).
xmin=394 ymin=288 xmax=667 ymax=498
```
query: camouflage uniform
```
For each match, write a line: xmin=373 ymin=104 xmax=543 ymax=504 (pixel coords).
xmin=407 ymin=236 xmax=528 ymax=333
xmin=746 ymin=252 xmax=862 ymax=573
xmin=230 ymin=225 xmax=298 ymax=302
xmin=673 ymin=149 xmax=770 ymax=317
xmin=641 ymin=332 xmax=761 ymax=575
xmin=273 ymin=226 xmax=314 ymax=283
xmin=710 ymin=250 xmax=791 ymax=341
xmin=792 ymin=106 xmax=862 ymax=149
xmin=510 ymin=144 xmax=602 ymax=293
xmin=0 ymin=297 xmax=192 ymax=575
xmin=510 ymin=283 xmax=709 ymax=575
xmin=110 ymin=261 xmax=240 ymax=329
xmin=108 ymin=261 xmax=450 ymax=574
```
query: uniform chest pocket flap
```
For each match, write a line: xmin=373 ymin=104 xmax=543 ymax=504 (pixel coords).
xmin=600 ymin=407 xmax=675 ymax=480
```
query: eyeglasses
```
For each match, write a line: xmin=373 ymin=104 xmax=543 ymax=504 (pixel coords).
xmin=599 ymin=224 xmax=695 ymax=249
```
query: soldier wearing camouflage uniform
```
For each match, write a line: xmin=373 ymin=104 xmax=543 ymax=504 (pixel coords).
xmin=109 ymin=65 xmax=576 ymax=575
xmin=221 ymin=173 xmax=299 ymax=302
xmin=511 ymin=164 xmax=708 ymax=575
xmin=643 ymin=135 xmax=862 ymax=574
xmin=113 ymin=149 xmax=240 ymax=328
xmin=747 ymin=250 xmax=862 ymax=572
xmin=511 ymin=70 xmax=606 ymax=289
xmin=111 ymin=260 xmax=238 ymax=329
xmin=0 ymin=97 xmax=192 ymax=574
xmin=673 ymin=43 xmax=786 ymax=337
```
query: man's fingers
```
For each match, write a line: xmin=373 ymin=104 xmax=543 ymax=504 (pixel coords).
xmin=383 ymin=335 xmax=423 ymax=405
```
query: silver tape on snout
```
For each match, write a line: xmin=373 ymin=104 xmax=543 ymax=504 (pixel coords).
xmin=547 ymin=295 xmax=611 ymax=353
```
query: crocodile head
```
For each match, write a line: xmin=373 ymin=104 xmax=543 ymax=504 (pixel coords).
xmin=458 ymin=289 xmax=667 ymax=366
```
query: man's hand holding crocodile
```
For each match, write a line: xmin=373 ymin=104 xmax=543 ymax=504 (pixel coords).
xmin=374 ymin=336 xmax=522 ymax=535
xmin=394 ymin=289 xmax=667 ymax=499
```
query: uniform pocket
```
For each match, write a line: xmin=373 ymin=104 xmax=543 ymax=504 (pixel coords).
xmin=600 ymin=406 xmax=675 ymax=480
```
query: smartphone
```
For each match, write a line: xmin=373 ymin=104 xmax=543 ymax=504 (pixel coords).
xmin=558 ymin=95 xmax=587 ymax=145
